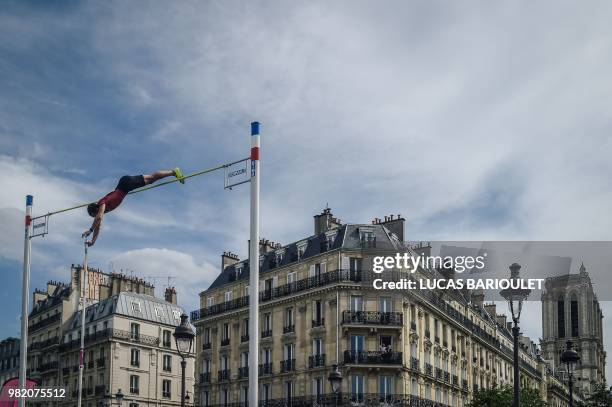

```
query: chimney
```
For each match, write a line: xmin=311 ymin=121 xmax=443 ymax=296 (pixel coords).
xmin=32 ymin=289 xmax=48 ymax=308
xmin=47 ymin=281 xmax=58 ymax=295
xmin=221 ymin=251 xmax=240 ymax=271
xmin=484 ymin=303 xmax=497 ymax=318
xmin=471 ymin=290 xmax=485 ymax=307
xmin=258 ymin=239 xmax=277 ymax=256
xmin=165 ymin=287 xmax=177 ymax=305
xmin=380 ymin=213 xmax=406 ymax=241
xmin=314 ymin=207 xmax=341 ymax=234
xmin=496 ymin=314 xmax=508 ymax=328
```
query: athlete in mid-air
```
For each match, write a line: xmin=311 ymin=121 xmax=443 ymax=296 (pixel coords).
xmin=82 ymin=168 xmax=185 ymax=246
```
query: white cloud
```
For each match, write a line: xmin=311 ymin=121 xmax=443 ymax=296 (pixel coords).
xmin=110 ymin=248 xmax=218 ymax=313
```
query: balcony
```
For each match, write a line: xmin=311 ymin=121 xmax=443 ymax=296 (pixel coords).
xmin=283 ymin=325 xmax=295 ymax=334
xmin=87 ymin=361 xmax=94 ymax=369
xmin=220 ymin=338 xmax=230 ymax=347
xmin=462 ymin=380 xmax=468 ymax=391
xmin=218 ymin=369 xmax=230 ymax=381
xmin=29 ymin=313 xmax=61 ymax=333
xmin=202 ymin=342 xmax=211 ymax=350
xmin=238 ymin=366 xmax=249 ymax=378
xmin=312 ymin=318 xmax=325 ymax=328
xmin=435 ymin=367 xmax=443 ymax=380
xmin=97 ymin=358 xmax=105 ymax=368
xmin=343 ymin=350 xmax=402 ymax=365
xmin=87 ymin=388 xmax=94 ymax=395
xmin=261 ymin=330 xmax=272 ymax=338
xmin=452 ymin=375 xmax=459 ymax=386
xmin=60 ymin=329 xmax=159 ymax=351
xmin=308 ymin=354 xmax=326 ymax=368
xmin=199 ymin=372 xmax=211 ymax=384
xmin=95 ymin=385 xmax=106 ymax=396
xmin=280 ymin=359 xmax=296 ymax=373
xmin=443 ymin=372 xmax=450 ymax=383
xmin=259 ymin=363 xmax=273 ymax=376
xmin=72 ymin=365 xmax=79 ymax=372
xmin=130 ymin=388 xmax=139 ymax=395
xmin=39 ymin=361 xmax=58 ymax=372
xmin=410 ymin=357 xmax=419 ymax=371
xmin=62 ymin=367 xmax=70 ymax=375
xmin=425 ymin=363 xmax=433 ymax=376
xmin=341 ymin=311 xmax=403 ymax=326
xmin=162 ymin=392 xmax=171 ymax=398
xmin=241 ymin=334 xmax=249 ymax=343
xmin=410 ymin=321 xmax=417 ymax=331
xmin=191 ymin=269 xmax=363 ymax=321
xmin=163 ymin=340 xmax=172 ymax=348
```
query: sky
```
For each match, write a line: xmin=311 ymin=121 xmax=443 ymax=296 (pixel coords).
xmin=1 ymin=1 xmax=611 ymax=380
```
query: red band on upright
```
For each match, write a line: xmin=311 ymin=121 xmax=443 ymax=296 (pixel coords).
xmin=251 ymin=147 xmax=260 ymax=160
xmin=26 ymin=215 xmax=31 ymax=226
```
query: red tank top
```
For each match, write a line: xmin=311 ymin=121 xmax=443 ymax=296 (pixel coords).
xmin=98 ymin=189 xmax=128 ymax=213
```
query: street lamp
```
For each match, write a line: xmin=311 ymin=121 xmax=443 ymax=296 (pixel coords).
xmin=560 ymin=340 xmax=581 ymax=407
xmin=174 ymin=314 xmax=195 ymax=407
xmin=115 ymin=389 xmax=124 ymax=407
xmin=500 ymin=263 xmax=531 ymax=407
xmin=328 ymin=364 xmax=343 ymax=406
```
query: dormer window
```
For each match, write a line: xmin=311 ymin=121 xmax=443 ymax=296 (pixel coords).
xmin=325 ymin=230 xmax=337 ymax=248
xmin=297 ymin=241 xmax=308 ymax=260
xmin=131 ymin=301 xmax=142 ymax=313
xmin=275 ymin=249 xmax=285 ymax=266
xmin=259 ymin=255 xmax=265 ymax=267
xmin=359 ymin=227 xmax=375 ymax=248
xmin=235 ymin=264 xmax=244 ymax=278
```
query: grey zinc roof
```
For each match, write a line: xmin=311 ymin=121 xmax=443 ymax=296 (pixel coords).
xmin=207 ymin=223 xmax=402 ymax=290
xmin=72 ymin=291 xmax=185 ymax=328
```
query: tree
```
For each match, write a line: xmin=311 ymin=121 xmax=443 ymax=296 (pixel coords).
xmin=580 ymin=382 xmax=611 ymax=407
xmin=467 ymin=385 xmax=547 ymax=407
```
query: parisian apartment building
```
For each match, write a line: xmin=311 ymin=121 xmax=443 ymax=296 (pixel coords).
xmin=25 ymin=265 xmax=194 ymax=407
xmin=0 ymin=337 xmax=20 ymax=386
xmin=190 ymin=208 xmax=585 ymax=407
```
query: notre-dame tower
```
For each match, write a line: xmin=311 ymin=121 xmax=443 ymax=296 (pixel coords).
xmin=541 ymin=263 xmax=606 ymax=397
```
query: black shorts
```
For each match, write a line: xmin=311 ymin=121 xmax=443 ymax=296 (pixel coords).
xmin=116 ymin=175 xmax=145 ymax=193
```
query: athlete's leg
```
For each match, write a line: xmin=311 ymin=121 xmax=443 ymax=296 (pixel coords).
xmin=143 ymin=168 xmax=184 ymax=185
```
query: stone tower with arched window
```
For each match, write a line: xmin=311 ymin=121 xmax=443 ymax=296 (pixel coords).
xmin=541 ymin=263 xmax=606 ymax=397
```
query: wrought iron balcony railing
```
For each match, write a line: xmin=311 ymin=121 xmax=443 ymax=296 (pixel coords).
xmin=199 ymin=372 xmax=211 ymax=383
xmin=191 ymin=269 xmax=363 ymax=321
xmin=342 ymin=311 xmax=403 ymax=326
xmin=343 ymin=350 xmax=402 ymax=365
xmin=220 ymin=338 xmax=230 ymax=347
xmin=261 ymin=330 xmax=272 ymax=338
xmin=410 ymin=357 xmax=419 ymax=371
xmin=202 ymin=342 xmax=211 ymax=350
xmin=283 ymin=325 xmax=295 ymax=334
xmin=308 ymin=354 xmax=326 ymax=368
xmin=218 ymin=369 xmax=230 ymax=381
xmin=259 ymin=363 xmax=273 ymax=376
xmin=280 ymin=359 xmax=296 ymax=372
xmin=241 ymin=334 xmax=249 ymax=343
xmin=238 ymin=366 xmax=249 ymax=378
xmin=312 ymin=318 xmax=325 ymax=328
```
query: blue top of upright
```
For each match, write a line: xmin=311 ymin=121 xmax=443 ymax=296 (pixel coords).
xmin=26 ymin=195 xmax=33 ymax=206
xmin=251 ymin=121 xmax=260 ymax=136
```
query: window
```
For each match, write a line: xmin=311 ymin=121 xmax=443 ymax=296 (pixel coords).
xmin=221 ymin=355 xmax=229 ymax=371
xmin=313 ymin=300 xmax=324 ymax=325
xmin=222 ymin=323 xmax=230 ymax=340
xmin=130 ymin=349 xmax=140 ymax=367
xmin=221 ymin=388 xmax=229 ymax=405
xmin=287 ymin=271 xmax=296 ymax=285
xmin=571 ymin=298 xmax=579 ymax=337
xmin=350 ymin=296 xmax=363 ymax=312
xmin=203 ymin=391 xmax=210 ymax=407
xmin=262 ymin=348 xmax=272 ymax=365
xmin=129 ymin=403 xmax=139 ymax=407
xmin=162 ymin=379 xmax=171 ymax=398
xmin=313 ymin=377 xmax=324 ymax=397
xmin=129 ymin=375 xmax=139 ymax=394
xmin=379 ymin=297 xmax=392 ymax=312
xmin=351 ymin=375 xmax=364 ymax=400
xmin=131 ymin=301 xmax=142 ymax=313
xmin=262 ymin=384 xmax=271 ymax=402
xmin=224 ymin=291 xmax=232 ymax=302
xmin=284 ymin=380 xmax=294 ymax=401
xmin=163 ymin=355 xmax=172 ymax=372
xmin=263 ymin=313 xmax=272 ymax=333
xmin=313 ymin=338 xmax=323 ymax=356
xmin=203 ymin=359 xmax=211 ymax=374
xmin=240 ymin=386 xmax=249 ymax=403
xmin=350 ymin=335 xmax=365 ymax=352
xmin=558 ymin=297 xmax=565 ymax=338
xmin=349 ymin=257 xmax=362 ymax=272
xmin=379 ymin=375 xmax=393 ymax=397
xmin=241 ymin=352 xmax=249 ymax=368
xmin=206 ymin=297 xmax=215 ymax=307
xmin=285 ymin=308 xmax=294 ymax=328
xmin=130 ymin=323 xmax=140 ymax=340
xmin=154 ymin=307 xmax=165 ymax=318
xmin=297 ymin=241 xmax=308 ymax=260
xmin=163 ymin=330 xmax=172 ymax=347
xmin=203 ymin=327 xmax=211 ymax=345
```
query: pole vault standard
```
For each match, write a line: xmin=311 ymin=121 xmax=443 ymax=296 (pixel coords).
xmin=77 ymin=242 xmax=89 ymax=407
xmin=18 ymin=195 xmax=33 ymax=407
xmin=248 ymin=122 xmax=260 ymax=407
xmin=18 ymin=123 xmax=261 ymax=405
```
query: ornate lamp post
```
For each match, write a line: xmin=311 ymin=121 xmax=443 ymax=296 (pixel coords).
xmin=328 ymin=364 xmax=343 ymax=407
xmin=173 ymin=314 xmax=195 ymax=407
xmin=500 ymin=263 xmax=531 ymax=407
xmin=560 ymin=340 xmax=581 ymax=407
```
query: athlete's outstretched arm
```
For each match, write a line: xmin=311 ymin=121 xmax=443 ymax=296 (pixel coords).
xmin=82 ymin=204 xmax=105 ymax=246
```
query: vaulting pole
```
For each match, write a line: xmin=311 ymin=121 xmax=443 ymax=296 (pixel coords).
xmin=19 ymin=195 xmax=33 ymax=407
xmin=77 ymin=242 xmax=89 ymax=407
xmin=248 ymin=122 xmax=260 ymax=407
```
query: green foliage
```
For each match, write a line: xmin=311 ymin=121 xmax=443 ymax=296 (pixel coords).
xmin=467 ymin=385 xmax=547 ymax=407
xmin=580 ymin=382 xmax=612 ymax=407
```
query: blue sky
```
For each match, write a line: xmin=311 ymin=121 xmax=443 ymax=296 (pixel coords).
xmin=1 ymin=1 xmax=612 ymax=380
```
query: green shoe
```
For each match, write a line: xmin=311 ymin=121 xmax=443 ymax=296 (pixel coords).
xmin=174 ymin=167 xmax=185 ymax=184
